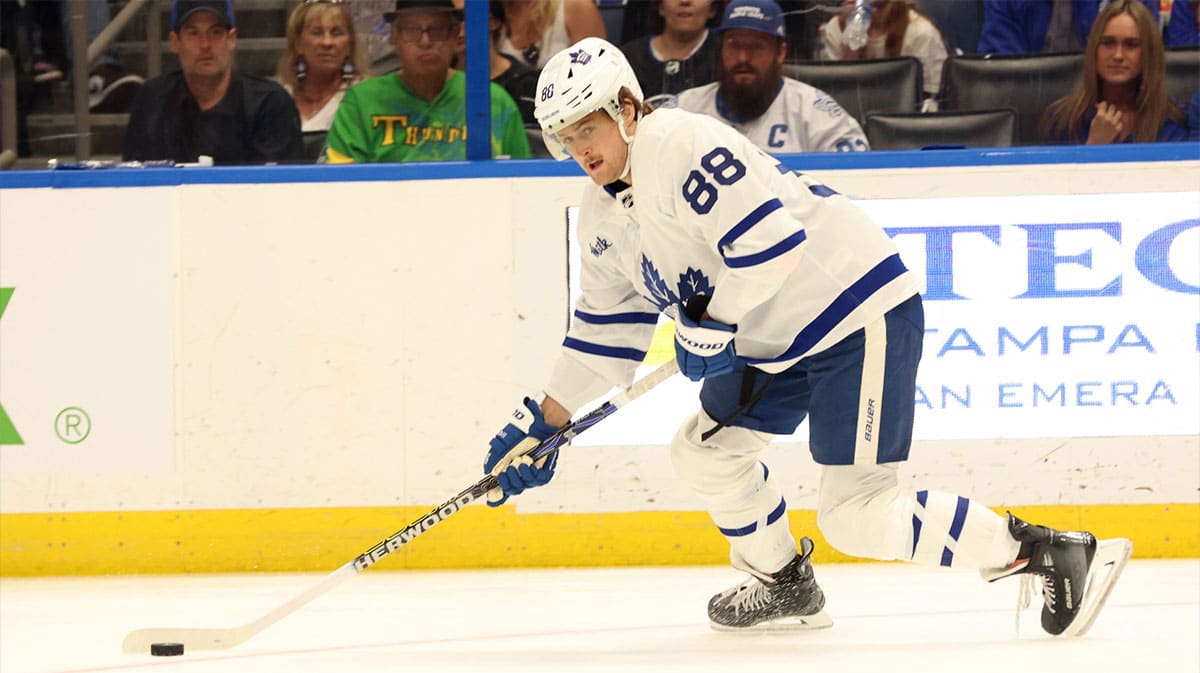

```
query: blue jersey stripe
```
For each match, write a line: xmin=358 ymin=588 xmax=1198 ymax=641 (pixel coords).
xmin=940 ymin=496 xmax=971 ymax=567
xmin=717 ymin=199 xmax=784 ymax=251
xmin=573 ymin=310 xmax=659 ymax=325
xmin=562 ymin=337 xmax=647 ymax=362
xmin=717 ymin=497 xmax=788 ymax=538
xmin=912 ymin=490 xmax=928 ymax=558
xmin=741 ymin=254 xmax=909 ymax=365
xmin=724 ymin=230 xmax=807 ymax=268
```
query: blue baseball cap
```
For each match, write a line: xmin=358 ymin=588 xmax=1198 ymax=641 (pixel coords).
xmin=171 ymin=0 xmax=235 ymax=32
xmin=719 ymin=0 xmax=786 ymax=39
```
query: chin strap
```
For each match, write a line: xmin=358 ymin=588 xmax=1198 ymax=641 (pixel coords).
xmin=616 ymin=106 xmax=639 ymax=181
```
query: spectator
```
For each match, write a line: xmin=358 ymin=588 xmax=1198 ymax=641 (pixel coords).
xmin=276 ymin=0 xmax=370 ymax=133
xmin=1165 ymin=0 xmax=1199 ymax=46
xmin=915 ymin=0 xmax=983 ymax=56
xmin=496 ymin=0 xmax=606 ymax=68
xmin=977 ymin=0 xmax=1162 ymax=54
xmin=123 ymin=0 xmax=304 ymax=165
xmin=452 ymin=1 xmax=541 ymax=125
xmin=487 ymin=1 xmax=542 ymax=125
xmin=325 ymin=0 xmax=531 ymax=162
xmin=77 ymin=0 xmax=146 ymax=112
xmin=620 ymin=0 xmax=723 ymax=107
xmin=0 ymin=0 xmax=143 ymax=114
xmin=1042 ymin=0 xmax=1187 ymax=144
xmin=819 ymin=0 xmax=947 ymax=108
xmin=677 ymin=0 xmax=870 ymax=152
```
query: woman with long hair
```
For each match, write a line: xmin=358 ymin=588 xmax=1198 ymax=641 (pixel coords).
xmin=496 ymin=0 xmax=606 ymax=69
xmin=819 ymin=0 xmax=947 ymax=106
xmin=1043 ymin=0 xmax=1186 ymax=144
xmin=276 ymin=0 xmax=372 ymax=133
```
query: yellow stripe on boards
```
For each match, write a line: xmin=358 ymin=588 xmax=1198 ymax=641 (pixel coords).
xmin=0 ymin=504 xmax=1195 ymax=576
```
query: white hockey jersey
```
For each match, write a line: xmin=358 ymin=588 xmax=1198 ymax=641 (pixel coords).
xmin=675 ymin=78 xmax=869 ymax=154
xmin=544 ymin=108 xmax=918 ymax=412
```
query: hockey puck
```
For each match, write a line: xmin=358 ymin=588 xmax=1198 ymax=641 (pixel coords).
xmin=150 ymin=642 xmax=184 ymax=656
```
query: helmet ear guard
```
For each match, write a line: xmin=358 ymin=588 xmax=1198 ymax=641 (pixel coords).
xmin=534 ymin=38 xmax=644 ymax=161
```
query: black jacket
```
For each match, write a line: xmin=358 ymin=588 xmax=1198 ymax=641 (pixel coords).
xmin=124 ymin=70 xmax=304 ymax=165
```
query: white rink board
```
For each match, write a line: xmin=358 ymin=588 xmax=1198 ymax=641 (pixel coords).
xmin=0 ymin=161 xmax=1197 ymax=516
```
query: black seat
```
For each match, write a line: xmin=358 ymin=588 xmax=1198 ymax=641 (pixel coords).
xmin=865 ymin=109 xmax=1017 ymax=150
xmin=941 ymin=52 xmax=1083 ymax=145
xmin=525 ymin=126 xmax=552 ymax=158
xmin=782 ymin=57 xmax=923 ymax=129
xmin=1165 ymin=47 xmax=1200 ymax=106
xmin=301 ymin=131 xmax=328 ymax=162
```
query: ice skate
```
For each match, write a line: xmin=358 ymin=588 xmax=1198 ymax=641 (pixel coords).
xmin=708 ymin=537 xmax=833 ymax=631
xmin=983 ymin=512 xmax=1132 ymax=637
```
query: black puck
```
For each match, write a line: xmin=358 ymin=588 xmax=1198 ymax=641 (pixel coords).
xmin=150 ymin=642 xmax=184 ymax=656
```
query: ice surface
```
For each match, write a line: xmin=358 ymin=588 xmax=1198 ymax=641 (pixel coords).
xmin=1 ymin=559 xmax=1196 ymax=673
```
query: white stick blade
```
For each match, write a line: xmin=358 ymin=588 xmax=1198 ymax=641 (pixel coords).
xmin=122 ymin=627 xmax=246 ymax=653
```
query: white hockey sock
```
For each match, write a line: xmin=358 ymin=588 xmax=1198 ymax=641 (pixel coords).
xmin=671 ymin=412 xmax=798 ymax=575
xmin=909 ymin=489 xmax=1019 ymax=569
xmin=818 ymin=464 xmax=1020 ymax=569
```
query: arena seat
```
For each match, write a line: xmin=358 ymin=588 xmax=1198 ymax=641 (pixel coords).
xmin=864 ymin=109 xmax=1017 ymax=150
xmin=783 ymin=57 xmax=923 ymax=129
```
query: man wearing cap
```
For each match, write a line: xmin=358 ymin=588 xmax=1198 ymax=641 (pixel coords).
xmin=124 ymin=0 xmax=304 ymax=164
xmin=324 ymin=0 xmax=530 ymax=163
xmin=676 ymin=0 xmax=869 ymax=153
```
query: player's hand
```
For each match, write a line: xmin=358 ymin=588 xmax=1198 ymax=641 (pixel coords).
xmin=674 ymin=294 xmax=736 ymax=382
xmin=483 ymin=397 xmax=559 ymax=506
xmin=1087 ymin=102 xmax=1127 ymax=144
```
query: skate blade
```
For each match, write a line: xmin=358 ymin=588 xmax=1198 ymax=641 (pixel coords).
xmin=1062 ymin=537 xmax=1133 ymax=637
xmin=709 ymin=609 xmax=834 ymax=632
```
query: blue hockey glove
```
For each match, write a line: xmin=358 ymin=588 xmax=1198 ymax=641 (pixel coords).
xmin=483 ymin=397 xmax=559 ymax=507
xmin=674 ymin=295 xmax=736 ymax=382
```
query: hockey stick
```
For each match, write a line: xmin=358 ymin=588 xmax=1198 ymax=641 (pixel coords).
xmin=121 ymin=359 xmax=680 ymax=654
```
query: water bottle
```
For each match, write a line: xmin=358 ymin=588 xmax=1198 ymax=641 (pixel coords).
xmin=844 ymin=0 xmax=872 ymax=51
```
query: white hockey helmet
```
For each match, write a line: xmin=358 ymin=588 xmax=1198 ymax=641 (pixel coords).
xmin=534 ymin=37 xmax=644 ymax=161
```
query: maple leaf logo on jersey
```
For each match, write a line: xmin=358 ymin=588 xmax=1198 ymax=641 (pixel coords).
xmin=640 ymin=255 xmax=714 ymax=311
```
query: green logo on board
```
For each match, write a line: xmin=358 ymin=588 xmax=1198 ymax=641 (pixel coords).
xmin=0 ymin=288 xmax=23 ymax=445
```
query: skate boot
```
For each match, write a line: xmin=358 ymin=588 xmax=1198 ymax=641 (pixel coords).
xmin=708 ymin=537 xmax=833 ymax=631
xmin=982 ymin=512 xmax=1132 ymax=637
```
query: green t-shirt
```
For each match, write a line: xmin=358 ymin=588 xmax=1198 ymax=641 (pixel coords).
xmin=326 ymin=70 xmax=531 ymax=163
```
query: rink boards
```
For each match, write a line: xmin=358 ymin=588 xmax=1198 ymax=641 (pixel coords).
xmin=0 ymin=145 xmax=1197 ymax=575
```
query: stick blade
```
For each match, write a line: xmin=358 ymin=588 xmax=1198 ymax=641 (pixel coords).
xmin=122 ymin=627 xmax=246 ymax=653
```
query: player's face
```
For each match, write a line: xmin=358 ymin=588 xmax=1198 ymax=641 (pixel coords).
xmin=720 ymin=29 xmax=785 ymax=91
xmin=1095 ymin=13 xmax=1143 ymax=86
xmin=555 ymin=109 xmax=629 ymax=185
xmin=169 ymin=12 xmax=237 ymax=80
xmin=298 ymin=11 xmax=351 ymax=77
xmin=659 ymin=0 xmax=716 ymax=35
xmin=390 ymin=12 xmax=460 ymax=78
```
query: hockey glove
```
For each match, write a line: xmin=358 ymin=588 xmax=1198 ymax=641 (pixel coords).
xmin=674 ymin=294 xmax=736 ymax=382
xmin=483 ymin=397 xmax=559 ymax=507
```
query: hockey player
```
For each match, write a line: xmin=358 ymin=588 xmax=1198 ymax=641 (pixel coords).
xmin=676 ymin=0 xmax=869 ymax=153
xmin=481 ymin=35 xmax=1133 ymax=636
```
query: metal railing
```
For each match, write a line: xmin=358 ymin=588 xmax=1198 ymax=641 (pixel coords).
xmin=65 ymin=0 xmax=160 ymax=161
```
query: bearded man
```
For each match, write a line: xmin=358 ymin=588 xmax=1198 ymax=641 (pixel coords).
xmin=677 ymin=0 xmax=869 ymax=153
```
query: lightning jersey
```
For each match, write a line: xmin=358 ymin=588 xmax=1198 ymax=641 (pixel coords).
xmin=675 ymin=78 xmax=869 ymax=154
xmin=544 ymin=107 xmax=918 ymax=412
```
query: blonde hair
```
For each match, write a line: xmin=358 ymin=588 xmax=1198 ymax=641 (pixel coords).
xmin=276 ymin=1 xmax=371 ymax=93
xmin=1043 ymin=0 xmax=1184 ymax=143
xmin=512 ymin=0 xmax=561 ymax=43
